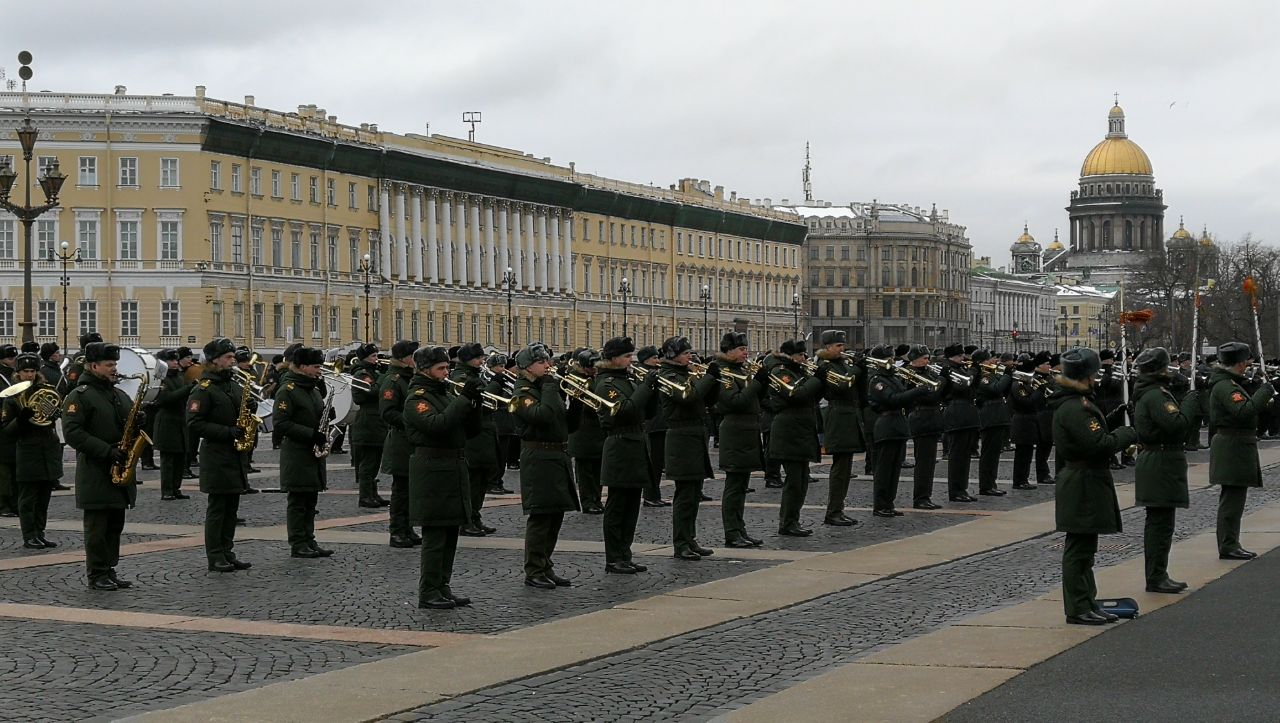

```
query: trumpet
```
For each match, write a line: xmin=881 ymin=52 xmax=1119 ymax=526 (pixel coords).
xmin=841 ymin=350 xmax=866 ymax=364
xmin=896 ymin=365 xmax=941 ymax=391
xmin=556 ymin=372 xmax=619 ymax=415
xmin=1013 ymin=369 xmax=1048 ymax=390
xmin=321 ymin=366 xmax=371 ymax=393
xmin=864 ymin=356 xmax=895 ymax=371
xmin=687 ymin=362 xmax=708 ymax=379
xmin=720 ymin=369 xmax=751 ymax=387
xmin=628 ymin=365 xmax=650 ymax=382
xmin=743 ymin=360 xmax=762 ymax=376
xmin=767 ymin=370 xmax=798 ymax=395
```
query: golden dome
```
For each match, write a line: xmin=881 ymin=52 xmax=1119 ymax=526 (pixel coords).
xmin=1200 ymin=228 xmax=1214 ymax=247
xmin=1171 ymin=218 xmax=1192 ymax=240
xmin=1046 ymin=229 xmax=1064 ymax=251
xmin=1015 ymin=223 xmax=1035 ymax=244
xmin=1108 ymin=103 xmax=1126 ymax=118
xmin=1081 ymin=137 xmax=1153 ymax=176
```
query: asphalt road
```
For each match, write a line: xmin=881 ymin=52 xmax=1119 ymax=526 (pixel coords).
xmin=944 ymin=548 xmax=1280 ymax=723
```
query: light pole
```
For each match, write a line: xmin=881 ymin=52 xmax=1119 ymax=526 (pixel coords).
xmin=503 ymin=266 xmax=516 ymax=349
xmin=0 ymin=53 xmax=68 ymax=345
xmin=1059 ymin=310 xmax=1069 ymax=352
xmin=55 ymin=241 xmax=81 ymax=352
xmin=791 ymin=292 xmax=800 ymax=339
xmin=977 ymin=317 xmax=985 ymax=348
xmin=699 ymin=284 xmax=711 ymax=354
xmin=358 ymin=253 xmax=372 ymax=340
xmin=618 ymin=277 xmax=632 ymax=338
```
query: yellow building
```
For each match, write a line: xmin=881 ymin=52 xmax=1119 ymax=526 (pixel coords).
xmin=0 ymin=87 xmax=804 ymax=355
xmin=1054 ymin=283 xmax=1115 ymax=350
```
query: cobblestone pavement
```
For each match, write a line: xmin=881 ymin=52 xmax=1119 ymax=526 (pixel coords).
xmin=0 ymin=541 xmax=771 ymax=635
xmin=0 ymin=529 xmax=171 ymax=561
xmin=393 ymin=480 xmax=1280 ymax=722
xmin=0 ymin=619 xmax=414 ymax=723
xmin=43 ymin=488 xmax=386 ymax=529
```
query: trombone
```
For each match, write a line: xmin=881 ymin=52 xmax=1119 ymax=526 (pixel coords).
xmin=554 ymin=372 xmax=619 ymax=415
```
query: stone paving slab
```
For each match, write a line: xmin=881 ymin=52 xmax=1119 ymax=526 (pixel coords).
xmin=0 ymin=527 xmax=172 ymax=561
xmin=43 ymin=488 xmax=387 ymax=529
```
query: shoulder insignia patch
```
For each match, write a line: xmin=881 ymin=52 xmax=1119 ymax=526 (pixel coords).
xmin=875 ymin=383 xmax=885 ymax=391
xmin=1088 ymin=419 xmax=1101 ymax=432
xmin=416 ymin=401 xmax=430 ymax=413
xmin=1165 ymin=402 xmax=1178 ymax=413
xmin=277 ymin=401 xmax=287 ymax=410
xmin=66 ymin=403 xmax=77 ymax=414
xmin=199 ymin=379 xmax=211 ymax=388
xmin=607 ymin=389 xmax=619 ymax=399
xmin=414 ymin=388 xmax=425 ymax=396
xmin=1232 ymin=392 xmax=1246 ymax=402
xmin=383 ymin=389 xmax=394 ymax=400
xmin=523 ymin=397 xmax=535 ymax=408
xmin=1018 ymin=388 xmax=1028 ymax=397
xmin=286 ymin=383 xmax=296 ymax=391
xmin=188 ymin=400 xmax=200 ymax=412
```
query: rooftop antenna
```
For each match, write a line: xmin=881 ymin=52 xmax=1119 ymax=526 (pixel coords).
xmin=802 ymin=142 xmax=813 ymax=202
xmin=462 ymin=111 xmax=482 ymax=142
xmin=0 ymin=67 xmax=16 ymax=91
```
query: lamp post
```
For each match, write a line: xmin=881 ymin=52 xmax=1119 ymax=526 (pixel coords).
xmin=55 ymin=241 xmax=81 ymax=353
xmin=977 ymin=317 xmax=985 ymax=348
xmin=503 ymin=266 xmax=516 ymax=349
xmin=358 ymin=253 xmax=372 ymax=340
xmin=1059 ymin=310 xmax=1069 ymax=352
xmin=618 ymin=276 xmax=631 ymax=337
xmin=699 ymin=284 xmax=711 ymax=354
xmin=791 ymin=292 xmax=800 ymax=339
xmin=0 ymin=53 xmax=68 ymax=345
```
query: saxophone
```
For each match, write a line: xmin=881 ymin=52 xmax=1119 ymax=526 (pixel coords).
xmin=111 ymin=374 xmax=152 ymax=486
xmin=231 ymin=366 xmax=260 ymax=453
xmin=313 ymin=386 xmax=336 ymax=459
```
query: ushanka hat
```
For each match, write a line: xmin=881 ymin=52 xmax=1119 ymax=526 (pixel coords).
xmin=1218 ymin=341 xmax=1251 ymax=367
xmin=83 ymin=342 xmax=121 ymax=363
xmin=414 ymin=345 xmax=450 ymax=369
xmin=661 ymin=336 xmax=693 ymax=359
xmin=819 ymin=329 xmax=846 ymax=346
xmin=1135 ymin=347 xmax=1171 ymax=374
xmin=292 ymin=346 xmax=325 ymax=366
xmin=203 ymin=337 xmax=237 ymax=360
xmin=515 ymin=343 xmax=552 ymax=369
xmin=603 ymin=336 xmax=636 ymax=360
xmin=1061 ymin=347 xmax=1101 ymax=381
xmin=720 ymin=332 xmax=748 ymax=352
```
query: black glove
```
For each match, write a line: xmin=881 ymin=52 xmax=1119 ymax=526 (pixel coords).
xmin=232 ymin=426 xmax=247 ymax=440
xmin=754 ymin=365 xmax=772 ymax=386
xmin=134 ymin=410 xmax=147 ymax=427
xmin=18 ymin=405 xmax=34 ymax=421
xmin=46 ymin=407 xmax=62 ymax=421
xmin=705 ymin=361 xmax=721 ymax=380
xmin=109 ymin=447 xmax=128 ymax=464
xmin=327 ymin=407 xmax=337 ymax=421
xmin=312 ymin=431 xmax=328 ymax=448
xmin=643 ymin=370 xmax=659 ymax=389
xmin=462 ymin=379 xmax=484 ymax=402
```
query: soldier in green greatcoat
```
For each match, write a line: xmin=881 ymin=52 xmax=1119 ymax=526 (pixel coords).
xmin=274 ymin=346 xmax=332 ymax=559
xmin=0 ymin=343 xmax=18 ymax=517
xmin=714 ymin=332 xmax=767 ymax=547
xmin=868 ymin=346 xmax=932 ymax=516
xmin=766 ymin=339 xmax=823 ymax=537
xmin=512 ymin=343 xmax=580 ymax=589
xmin=450 ymin=342 xmax=502 ymax=535
xmin=595 ymin=336 xmax=657 ymax=572
xmin=1132 ymin=347 xmax=1199 ymax=593
xmin=152 ymin=348 xmax=195 ymax=501
xmin=62 ymin=343 xmax=139 ymax=591
xmin=186 ymin=338 xmax=252 ymax=572
xmin=815 ymin=330 xmax=865 ymax=526
xmin=1050 ymin=347 xmax=1137 ymax=625
xmin=349 ymin=343 xmax=389 ymax=509
xmin=1208 ymin=341 xmax=1274 ymax=560
xmin=657 ymin=336 xmax=720 ymax=559
xmin=379 ymin=340 xmax=421 ymax=548
xmin=405 ymin=345 xmax=483 ymax=609
xmin=2 ymin=353 xmax=63 ymax=548
xmin=638 ymin=346 xmax=670 ymax=506
xmin=567 ymin=348 xmax=606 ymax=515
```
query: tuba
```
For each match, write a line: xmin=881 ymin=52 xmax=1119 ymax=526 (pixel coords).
xmin=0 ymin=380 xmax=62 ymax=426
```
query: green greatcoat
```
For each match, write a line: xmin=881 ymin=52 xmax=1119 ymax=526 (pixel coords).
xmin=2 ymin=378 xmax=64 ymax=482
xmin=816 ymin=353 xmax=866 ymax=454
xmin=62 ymin=372 xmax=137 ymax=510
xmin=186 ymin=368 xmax=249 ymax=494
xmin=596 ymin=364 xmax=656 ymax=487
xmin=1049 ymin=378 xmax=1137 ymax=534
xmin=1208 ymin=367 xmax=1274 ymax=488
xmin=714 ymin=357 xmax=764 ymax=473
xmin=975 ymin=368 xmax=1013 ymax=429
xmin=1133 ymin=374 xmax=1198 ymax=508
xmin=379 ymin=364 xmax=414 ymax=476
xmin=348 ymin=360 xmax=388 ymax=448
xmin=766 ymin=361 xmax=824 ymax=462
xmin=404 ymin=374 xmax=478 ymax=526
xmin=656 ymin=362 xmax=718 ymax=480
xmin=450 ymin=363 xmax=500 ymax=468
xmin=151 ymin=371 xmax=195 ymax=454
xmin=512 ymin=374 xmax=580 ymax=514
xmin=273 ymin=371 xmax=328 ymax=492
xmin=567 ymin=375 xmax=605 ymax=461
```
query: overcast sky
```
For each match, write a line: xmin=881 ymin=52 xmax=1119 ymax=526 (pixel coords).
xmin=9 ymin=1 xmax=1279 ymax=264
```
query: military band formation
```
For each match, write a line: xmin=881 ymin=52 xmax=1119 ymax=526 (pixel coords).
xmin=0 ymin=325 xmax=1273 ymax=621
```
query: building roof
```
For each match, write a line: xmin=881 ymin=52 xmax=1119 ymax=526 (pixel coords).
xmin=1081 ymin=103 xmax=1153 ymax=177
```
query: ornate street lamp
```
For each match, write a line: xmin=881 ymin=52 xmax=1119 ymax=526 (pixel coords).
xmin=618 ymin=277 xmax=632 ymax=338
xmin=791 ymin=292 xmax=800 ymax=339
xmin=358 ymin=253 xmax=373 ymax=340
xmin=699 ymin=284 xmax=711 ymax=354
xmin=55 ymin=241 xmax=81 ymax=353
xmin=503 ymin=266 xmax=516 ymax=349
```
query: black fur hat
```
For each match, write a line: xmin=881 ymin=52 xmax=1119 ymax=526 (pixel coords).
xmin=1218 ymin=341 xmax=1251 ymax=367
xmin=457 ymin=342 xmax=485 ymax=363
xmin=414 ymin=345 xmax=450 ymax=369
xmin=779 ymin=339 xmax=807 ymax=356
xmin=603 ymin=336 xmax=636 ymax=360
xmin=636 ymin=345 xmax=659 ymax=363
xmin=1135 ymin=347 xmax=1170 ymax=374
xmin=83 ymin=342 xmax=120 ymax=363
xmin=944 ymin=343 xmax=965 ymax=358
xmin=292 ymin=346 xmax=325 ymax=366
xmin=203 ymin=337 xmax=236 ymax=360
xmin=1061 ymin=347 xmax=1101 ymax=380
xmin=720 ymin=332 xmax=748 ymax=353
xmin=819 ymin=329 xmax=846 ymax=346
xmin=661 ymin=336 xmax=693 ymax=359
xmin=391 ymin=340 xmax=420 ymax=359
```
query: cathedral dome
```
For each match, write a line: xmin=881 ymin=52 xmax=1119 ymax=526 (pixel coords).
xmin=1080 ymin=102 xmax=1153 ymax=177
xmin=1167 ymin=218 xmax=1195 ymax=250
xmin=1045 ymin=229 xmax=1064 ymax=251
xmin=1010 ymin=223 xmax=1040 ymax=252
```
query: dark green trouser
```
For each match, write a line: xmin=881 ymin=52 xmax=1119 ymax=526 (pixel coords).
xmin=523 ymin=511 xmax=564 ymax=578
xmin=389 ymin=474 xmax=412 ymax=537
xmin=603 ymin=486 xmax=642 ymax=563
xmin=353 ymin=445 xmax=383 ymax=499
xmin=205 ymin=493 xmax=241 ymax=564
xmin=160 ymin=451 xmax=185 ymax=496
xmin=1217 ymin=485 xmax=1248 ymax=554
xmin=18 ymin=481 xmax=52 ymax=538
xmin=862 ymin=408 xmax=879 ymax=475
xmin=873 ymin=439 xmax=905 ymax=511
xmin=912 ymin=435 xmax=939 ymax=504
xmin=186 ymin=437 xmax=200 ymax=472
xmin=419 ymin=525 xmax=459 ymax=601
xmin=1144 ymin=506 xmax=1176 ymax=585
xmin=778 ymin=460 xmax=810 ymax=530
xmin=575 ymin=457 xmax=602 ymax=507
xmin=947 ymin=429 xmax=978 ymax=495
xmin=286 ymin=491 xmax=318 ymax=551
xmin=1062 ymin=532 xmax=1099 ymax=617
xmin=672 ymin=479 xmax=703 ymax=553
xmin=721 ymin=471 xmax=750 ymax=541
xmin=469 ymin=465 xmax=496 ymax=527
xmin=827 ymin=453 xmax=853 ymax=517
xmin=978 ymin=426 xmax=1007 ymax=492
xmin=83 ymin=508 xmax=125 ymax=581
xmin=0 ymin=463 xmax=16 ymax=514
xmin=645 ymin=431 xmax=666 ymax=501
xmin=1185 ymin=415 xmax=1201 ymax=448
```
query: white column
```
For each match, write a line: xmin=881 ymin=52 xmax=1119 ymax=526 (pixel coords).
xmin=561 ymin=213 xmax=573 ymax=294
xmin=440 ymin=192 xmax=454 ymax=284
xmin=394 ymin=186 xmax=408 ymax=282
xmin=409 ymin=187 xmax=424 ymax=283
xmin=524 ymin=209 xmax=537 ymax=291
xmin=484 ymin=201 xmax=497 ymax=288
xmin=378 ymin=181 xmax=392 ymax=280
xmin=454 ymin=195 xmax=467 ymax=285
xmin=510 ymin=203 xmax=524 ymax=288
xmin=549 ymin=209 xmax=561 ymax=292
xmin=497 ymin=202 xmax=510 ymax=281
xmin=537 ymin=209 xmax=550 ymax=292
xmin=425 ymin=190 xmax=439 ymax=284
xmin=469 ymin=196 xmax=483 ymax=288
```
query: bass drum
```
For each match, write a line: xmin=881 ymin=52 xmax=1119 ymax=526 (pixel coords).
xmin=255 ymin=399 xmax=275 ymax=432
xmin=321 ymin=370 xmax=358 ymax=426
xmin=115 ymin=347 xmax=168 ymax=402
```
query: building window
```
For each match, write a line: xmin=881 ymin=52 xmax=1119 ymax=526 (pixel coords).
xmin=252 ymin=302 xmax=264 ymax=338
xmin=250 ymin=167 xmax=261 ymax=196
xmin=0 ymin=300 xmax=13 ymax=337
xmin=271 ymin=227 xmax=283 ymax=266
xmin=349 ymin=235 xmax=359 ymax=273
xmin=293 ymin=304 xmax=303 ymax=339
xmin=231 ymin=223 xmax=244 ymax=264
xmin=825 ymin=299 xmax=835 ymax=317
xmin=79 ymin=300 xmax=98 ymax=337
xmin=272 ymin=304 xmax=284 ymax=338
xmin=0 ymin=220 xmax=13 ymax=259
xmin=230 ymin=164 xmax=242 ymax=193
xmin=120 ymin=300 xmax=139 ymax=338
xmin=291 ymin=229 xmax=302 ymax=268
xmin=309 ymin=231 xmax=319 ymax=270
xmin=291 ymin=173 xmax=300 ymax=201
xmin=79 ymin=156 xmax=98 ymax=186
xmin=117 ymin=219 xmax=139 ymax=260
xmin=271 ymin=170 xmax=281 ymax=198
xmin=310 ymin=176 xmax=319 ymax=204
xmin=210 ymin=161 xmax=221 ymax=190
xmin=37 ymin=300 xmax=56 ymax=337
xmin=327 ymin=232 xmax=338 ymax=271
xmin=160 ymin=220 xmax=181 ymax=261
xmin=411 ymin=310 xmax=420 ymax=340
xmin=841 ymin=299 xmax=850 ymax=316
xmin=840 ymin=245 xmax=850 ymax=261
xmin=883 ymin=299 xmax=893 ymax=318
xmin=352 ymin=308 xmax=360 ymax=340
xmin=395 ymin=309 xmax=404 ymax=340
xmin=160 ymin=158 xmax=180 ymax=188
xmin=119 ymin=157 xmax=138 ymax=186
xmin=373 ymin=309 xmax=383 ymax=342
xmin=327 ymin=178 xmax=336 ymax=206
xmin=349 ymin=182 xmax=358 ymax=210
xmin=368 ymin=185 xmax=377 ymax=211
xmin=161 ymin=300 xmax=179 ymax=337
xmin=36 ymin=219 xmax=56 ymax=260
xmin=77 ymin=217 xmax=100 ymax=259
xmin=210 ymin=221 xmax=223 ymax=263
xmin=232 ymin=302 xmax=244 ymax=337
xmin=426 ymin=311 xmax=435 ymax=341
xmin=251 ymin=225 xmax=263 ymax=266
xmin=329 ymin=307 xmax=339 ymax=337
